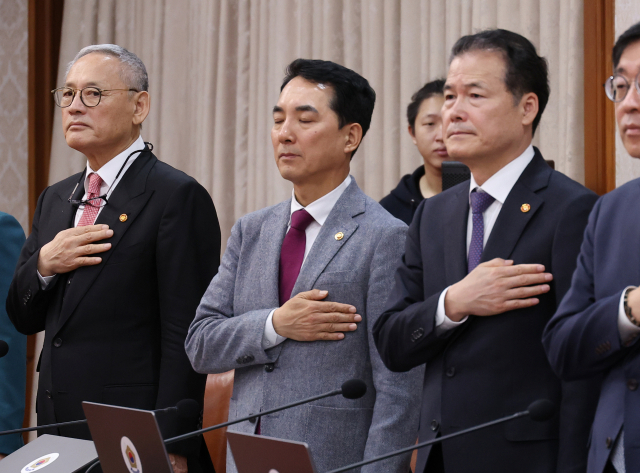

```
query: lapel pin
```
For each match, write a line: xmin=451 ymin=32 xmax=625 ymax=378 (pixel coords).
xmin=335 ymin=232 xmax=344 ymax=241
xmin=520 ymin=203 xmax=531 ymax=213
xmin=119 ymin=214 xmax=128 ymax=222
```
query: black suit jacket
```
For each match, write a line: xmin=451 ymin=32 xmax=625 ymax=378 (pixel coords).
xmin=374 ymin=149 xmax=601 ymax=473
xmin=7 ymin=148 xmax=220 ymax=470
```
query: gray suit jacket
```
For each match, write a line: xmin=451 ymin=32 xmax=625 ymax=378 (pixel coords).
xmin=186 ymin=178 xmax=423 ymax=473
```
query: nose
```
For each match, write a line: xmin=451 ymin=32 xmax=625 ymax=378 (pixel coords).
xmin=620 ymin=79 xmax=640 ymax=113
xmin=277 ymin=118 xmax=294 ymax=143
xmin=435 ymin=123 xmax=444 ymax=142
xmin=66 ymin=90 xmax=86 ymax=113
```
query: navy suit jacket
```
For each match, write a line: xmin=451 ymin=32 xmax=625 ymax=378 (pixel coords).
xmin=6 ymin=148 xmax=220 ymax=470
xmin=0 ymin=212 xmax=26 ymax=455
xmin=374 ymin=149 xmax=601 ymax=473
xmin=544 ymin=178 xmax=640 ymax=473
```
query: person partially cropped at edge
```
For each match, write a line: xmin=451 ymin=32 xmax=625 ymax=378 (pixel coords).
xmin=544 ymin=22 xmax=640 ymax=473
xmin=374 ymin=29 xmax=600 ymax=473
xmin=380 ymin=79 xmax=449 ymax=224
xmin=6 ymin=45 xmax=220 ymax=473
xmin=186 ymin=59 xmax=423 ymax=473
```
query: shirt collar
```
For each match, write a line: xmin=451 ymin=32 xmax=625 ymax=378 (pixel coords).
xmin=468 ymin=145 xmax=535 ymax=204
xmin=290 ymin=175 xmax=352 ymax=226
xmin=85 ymin=136 xmax=146 ymax=191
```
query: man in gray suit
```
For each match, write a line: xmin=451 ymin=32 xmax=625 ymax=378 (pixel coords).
xmin=186 ymin=59 xmax=422 ymax=473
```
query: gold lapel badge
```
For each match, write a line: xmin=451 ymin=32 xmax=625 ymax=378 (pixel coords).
xmin=119 ymin=214 xmax=128 ymax=222
xmin=335 ymin=232 xmax=344 ymax=241
xmin=520 ymin=203 xmax=531 ymax=213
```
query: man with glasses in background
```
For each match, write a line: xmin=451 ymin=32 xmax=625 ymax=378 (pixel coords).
xmin=544 ymin=21 xmax=640 ymax=473
xmin=6 ymin=45 xmax=220 ymax=473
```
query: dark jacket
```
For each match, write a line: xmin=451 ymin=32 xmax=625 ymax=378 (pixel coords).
xmin=374 ymin=149 xmax=601 ymax=473
xmin=7 ymin=148 xmax=220 ymax=472
xmin=380 ymin=166 xmax=425 ymax=225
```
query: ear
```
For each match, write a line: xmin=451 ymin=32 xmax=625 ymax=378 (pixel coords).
xmin=132 ymin=91 xmax=151 ymax=126
xmin=407 ymin=124 xmax=417 ymax=145
xmin=343 ymin=123 xmax=363 ymax=155
xmin=520 ymin=92 xmax=539 ymax=128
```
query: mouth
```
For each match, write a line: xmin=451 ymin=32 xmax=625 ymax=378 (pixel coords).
xmin=624 ymin=124 xmax=640 ymax=136
xmin=67 ymin=122 xmax=89 ymax=130
xmin=446 ymin=130 xmax=473 ymax=139
xmin=434 ymin=148 xmax=449 ymax=158
xmin=278 ymin=152 xmax=299 ymax=159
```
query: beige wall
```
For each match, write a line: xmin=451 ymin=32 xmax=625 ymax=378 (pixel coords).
xmin=0 ymin=0 xmax=29 ymax=232
xmin=615 ymin=0 xmax=640 ymax=187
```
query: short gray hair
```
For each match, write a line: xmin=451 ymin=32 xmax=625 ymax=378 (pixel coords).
xmin=66 ymin=44 xmax=149 ymax=92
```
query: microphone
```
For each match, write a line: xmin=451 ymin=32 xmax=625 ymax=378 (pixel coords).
xmin=0 ymin=399 xmax=200 ymax=437
xmin=164 ymin=379 xmax=367 ymax=445
xmin=0 ymin=340 xmax=8 ymax=358
xmin=325 ymin=399 xmax=556 ymax=473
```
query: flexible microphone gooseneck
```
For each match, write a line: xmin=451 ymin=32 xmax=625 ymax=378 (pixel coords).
xmin=0 ymin=399 xmax=200 ymax=437
xmin=164 ymin=379 xmax=367 ymax=446
xmin=0 ymin=340 xmax=8 ymax=358
xmin=324 ymin=399 xmax=556 ymax=473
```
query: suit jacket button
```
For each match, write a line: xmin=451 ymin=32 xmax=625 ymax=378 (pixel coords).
xmin=411 ymin=328 xmax=424 ymax=342
xmin=248 ymin=413 xmax=257 ymax=424
xmin=628 ymin=379 xmax=638 ymax=391
xmin=430 ymin=420 xmax=439 ymax=431
xmin=45 ymin=390 xmax=53 ymax=399
xmin=246 ymin=355 xmax=254 ymax=363
xmin=606 ymin=437 xmax=612 ymax=448
xmin=446 ymin=367 xmax=456 ymax=377
xmin=264 ymin=363 xmax=274 ymax=373
xmin=53 ymin=338 xmax=62 ymax=348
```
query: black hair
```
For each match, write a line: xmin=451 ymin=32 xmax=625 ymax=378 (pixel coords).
xmin=281 ymin=59 xmax=376 ymax=157
xmin=450 ymin=29 xmax=549 ymax=136
xmin=407 ymin=79 xmax=446 ymax=133
xmin=613 ymin=21 xmax=640 ymax=69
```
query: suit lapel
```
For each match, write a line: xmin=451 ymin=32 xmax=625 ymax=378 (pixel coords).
xmin=481 ymin=150 xmax=551 ymax=263
xmin=258 ymin=201 xmax=291 ymax=307
xmin=444 ymin=185 xmax=469 ymax=286
xmin=49 ymin=173 xmax=86 ymax=237
xmin=293 ymin=179 xmax=363 ymax=294
xmin=55 ymin=150 xmax=157 ymax=333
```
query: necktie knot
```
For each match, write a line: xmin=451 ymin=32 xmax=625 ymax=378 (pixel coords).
xmin=290 ymin=209 xmax=315 ymax=231
xmin=470 ymin=190 xmax=495 ymax=215
xmin=87 ymin=172 xmax=104 ymax=197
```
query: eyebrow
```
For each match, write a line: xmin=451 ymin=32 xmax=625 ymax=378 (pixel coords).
xmin=272 ymin=105 xmax=319 ymax=114
xmin=63 ymin=81 xmax=104 ymax=88
xmin=443 ymin=81 xmax=487 ymax=91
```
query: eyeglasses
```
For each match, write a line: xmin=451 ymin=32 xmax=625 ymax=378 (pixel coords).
xmin=51 ymin=86 xmax=139 ymax=108
xmin=604 ymin=72 xmax=640 ymax=103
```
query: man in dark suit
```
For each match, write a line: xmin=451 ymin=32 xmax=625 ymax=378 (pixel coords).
xmin=543 ymin=22 xmax=640 ymax=473
xmin=374 ymin=29 xmax=600 ymax=472
xmin=6 ymin=45 xmax=219 ymax=473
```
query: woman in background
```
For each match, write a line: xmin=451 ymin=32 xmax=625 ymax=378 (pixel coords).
xmin=380 ymin=79 xmax=449 ymax=224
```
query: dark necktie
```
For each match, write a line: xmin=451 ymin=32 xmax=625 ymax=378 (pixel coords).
xmin=467 ymin=190 xmax=495 ymax=272
xmin=279 ymin=209 xmax=315 ymax=305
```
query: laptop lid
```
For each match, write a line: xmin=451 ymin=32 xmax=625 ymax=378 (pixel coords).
xmin=0 ymin=434 xmax=96 ymax=473
xmin=226 ymin=431 xmax=317 ymax=473
xmin=82 ymin=402 xmax=172 ymax=473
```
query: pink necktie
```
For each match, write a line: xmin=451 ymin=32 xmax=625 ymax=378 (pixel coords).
xmin=279 ymin=209 xmax=315 ymax=305
xmin=77 ymin=173 xmax=104 ymax=227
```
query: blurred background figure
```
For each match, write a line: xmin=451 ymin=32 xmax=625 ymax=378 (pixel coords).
xmin=0 ymin=211 xmax=26 ymax=461
xmin=380 ymin=79 xmax=448 ymax=224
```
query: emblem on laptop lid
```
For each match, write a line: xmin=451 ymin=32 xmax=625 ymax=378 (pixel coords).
xmin=121 ymin=436 xmax=143 ymax=473
xmin=21 ymin=453 xmax=59 ymax=472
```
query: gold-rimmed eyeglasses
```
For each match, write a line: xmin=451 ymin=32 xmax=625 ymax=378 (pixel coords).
xmin=51 ymin=86 xmax=139 ymax=108
xmin=604 ymin=72 xmax=640 ymax=103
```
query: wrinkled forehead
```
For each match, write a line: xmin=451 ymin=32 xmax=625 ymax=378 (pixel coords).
xmin=276 ymin=76 xmax=334 ymax=111
xmin=65 ymin=53 xmax=123 ymax=87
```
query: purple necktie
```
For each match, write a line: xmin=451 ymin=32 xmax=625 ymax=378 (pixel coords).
xmin=279 ymin=209 xmax=316 ymax=305
xmin=467 ymin=190 xmax=495 ymax=273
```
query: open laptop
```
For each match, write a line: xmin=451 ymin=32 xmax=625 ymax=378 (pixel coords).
xmin=0 ymin=434 xmax=96 ymax=473
xmin=226 ymin=431 xmax=317 ymax=473
xmin=82 ymin=402 xmax=172 ymax=473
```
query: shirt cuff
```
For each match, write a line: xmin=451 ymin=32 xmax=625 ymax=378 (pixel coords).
xmin=618 ymin=286 xmax=640 ymax=346
xmin=262 ymin=309 xmax=287 ymax=349
xmin=435 ymin=287 xmax=469 ymax=335
xmin=37 ymin=270 xmax=56 ymax=290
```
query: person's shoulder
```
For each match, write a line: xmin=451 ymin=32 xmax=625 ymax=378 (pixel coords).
xmin=599 ymin=177 xmax=640 ymax=203
xmin=362 ymin=193 xmax=407 ymax=229
xmin=148 ymin=157 xmax=201 ymax=189
xmin=547 ymin=168 xmax=596 ymax=197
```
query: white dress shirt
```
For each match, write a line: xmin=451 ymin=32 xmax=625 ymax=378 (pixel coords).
xmin=38 ymin=136 xmax=146 ymax=288
xmin=435 ymin=145 xmax=535 ymax=332
xmin=262 ymin=175 xmax=352 ymax=349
